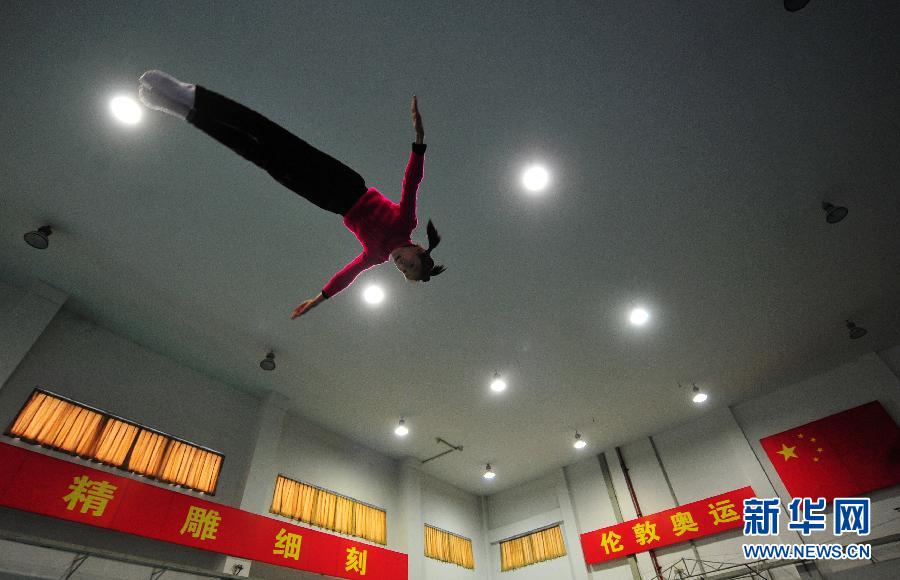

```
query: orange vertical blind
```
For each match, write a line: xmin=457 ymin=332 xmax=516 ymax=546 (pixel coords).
xmin=271 ymin=475 xmax=387 ymax=545
xmin=6 ymin=389 xmax=223 ymax=494
xmin=500 ymin=525 xmax=567 ymax=572
xmin=424 ymin=524 xmax=475 ymax=569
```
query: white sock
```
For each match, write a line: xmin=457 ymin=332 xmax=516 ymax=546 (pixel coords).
xmin=138 ymin=70 xmax=196 ymax=119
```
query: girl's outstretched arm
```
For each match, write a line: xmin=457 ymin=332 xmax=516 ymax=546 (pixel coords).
xmin=291 ymin=253 xmax=378 ymax=319
xmin=401 ymin=96 xmax=427 ymax=221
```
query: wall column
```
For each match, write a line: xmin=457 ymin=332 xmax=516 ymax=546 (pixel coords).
xmin=556 ymin=469 xmax=590 ymax=580
xmin=480 ymin=495 xmax=494 ymax=580
xmin=238 ymin=390 xmax=289 ymax=514
xmin=224 ymin=390 xmax=289 ymax=577
xmin=399 ymin=458 xmax=425 ymax=579
xmin=0 ymin=280 xmax=66 ymax=391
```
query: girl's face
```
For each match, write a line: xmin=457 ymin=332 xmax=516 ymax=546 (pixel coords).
xmin=393 ymin=248 xmax=423 ymax=280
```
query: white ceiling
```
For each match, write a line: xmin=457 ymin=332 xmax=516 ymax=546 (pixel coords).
xmin=2 ymin=0 xmax=899 ymax=495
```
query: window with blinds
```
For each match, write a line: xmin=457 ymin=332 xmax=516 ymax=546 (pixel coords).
xmin=425 ymin=524 xmax=475 ymax=569
xmin=500 ymin=524 xmax=567 ymax=572
xmin=271 ymin=475 xmax=387 ymax=545
xmin=5 ymin=389 xmax=223 ymax=494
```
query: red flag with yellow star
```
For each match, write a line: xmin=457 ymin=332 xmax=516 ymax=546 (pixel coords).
xmin=760 ymin=401 xmax=900 ymax=501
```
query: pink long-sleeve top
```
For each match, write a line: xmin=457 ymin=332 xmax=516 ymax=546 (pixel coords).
xmin=321 ymin=146 xmax=426 ymax=298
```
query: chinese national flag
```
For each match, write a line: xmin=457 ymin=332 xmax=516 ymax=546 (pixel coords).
xmin=760 ymin=401 xmax=900 ymax=501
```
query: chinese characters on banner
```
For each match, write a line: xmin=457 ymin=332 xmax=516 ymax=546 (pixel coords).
xmin=346 ymin=546 xmax=368 ymax=575
xmin=63 ymin=475 xmax=117 ymax=516
xmin=274 ymin=528 xmax=303 ymax=560
xmin=580 ymin=486 xmax=756 ymax=565
xmin=0 ymin=443 xmax=406 ymax=580
xmin=180 ymin=506 xmax=221 ymax=540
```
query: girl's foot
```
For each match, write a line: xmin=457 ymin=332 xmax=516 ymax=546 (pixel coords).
xmin=138 ymin=70 xmax=195 ymax=119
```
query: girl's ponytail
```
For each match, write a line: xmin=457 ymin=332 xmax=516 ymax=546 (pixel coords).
xmin=419 ymin=220 xmax=445 ymax=281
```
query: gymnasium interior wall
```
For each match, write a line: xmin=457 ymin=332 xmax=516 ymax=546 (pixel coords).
xmin=1 ymin=279 xmax=899 ymax=579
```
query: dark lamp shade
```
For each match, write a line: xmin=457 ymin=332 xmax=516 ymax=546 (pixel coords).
xmin=24 ymin=226 xmax=53 ymax=249
xmin=784 ymin=0 xmax=811 ymax=12
xmin=260 ymin=352 xmax=276 ymax=371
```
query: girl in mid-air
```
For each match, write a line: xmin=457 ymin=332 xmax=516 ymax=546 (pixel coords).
xmin=138 ymin=70 xmax=444 ymax=319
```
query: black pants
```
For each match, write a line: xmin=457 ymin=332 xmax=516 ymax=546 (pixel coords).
xmin=187 ymin=86 xmax=367 ymax=216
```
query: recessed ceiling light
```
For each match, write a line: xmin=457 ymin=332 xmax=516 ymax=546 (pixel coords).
xmin=490 ymin=372 xmax=507 ymax=393
xmin=574 ymin=432 xmax=587 ymax=449
xmin=691 ymin=385 xmax=708 ymax=404
xmin=363 ymin=285 xmax=385 ymax=305
xmin=483 ymin=464 xmax=496 ymax=479
xmin=522 ymin=165 xmax=549 ymax=192
xmin=629 ymin=307 xmax=650 ymax=326
xmin=394 ymin=418 xmax=409 ymax=437
xmin=110 ymin=96 xmax=143 ymax=124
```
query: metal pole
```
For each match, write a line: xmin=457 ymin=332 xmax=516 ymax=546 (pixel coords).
xmin=421 ymin=438 xmax=463 ymax=464
xmin=649 ymin=435 xmax=707 ymax=578
xmin=598 ymin=452 xmax=642 ymax=580
xmin=616 ymin=446 xmax=664 ymax=579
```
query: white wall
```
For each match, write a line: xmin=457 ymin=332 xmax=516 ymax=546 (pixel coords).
xmin=0 ymin=307 xmax=262 ymax=573
xmin=732 ymin=352 xmax=900 ymax=578
xmin=261 ymin=419 xmax=490 ymax=579
xmin=0 ymin=538 xmax=233 ymax=580
xmin=0 ymin=280 xmax=493 ymax=580
xmin=483 ymin=470 xmax=590 ymax=580
xmin=487 ymin=472 xmax=561 ymax=532
xmin=565 ymin=456 xmax=635 ymax=580
xmin=0 ymin=309 xmax=261 ymax=504
xmin=3 ymin=277 xmax=899 ymax=580
xmin=267 ymin=411 xmax=403 ymax=550
xmin=0 ymin=279 xmax=26 ymax=317
xmin=422 ymin=473 xmax=487 ymax=580
xmin=632 ymin=408 xmax=805 ymax=580
xmin=203 ymin=374 xmax=491 ymax=578
xmin=484 ymin=350 xmax=900 ymax=580
xmin=877 ymin=344 xmax=900 ymax=380
xmin=0 ymin=279 xmax=65 ymax=389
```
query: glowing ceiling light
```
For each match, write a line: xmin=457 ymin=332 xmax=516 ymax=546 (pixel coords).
xmin=394 ymin=418 xmax=409 ymax=437
xmin=522 ymin=165 xmax=549 ymax=192
xmin=110 ymin=96 xmax=143 ymax=124
xmin=483 ymin=464 xmax=496 ymax=479
xmin=574 ymin=432 xmax=587 ymax=449
xmin=691 ymin=385 xmax=708 ymax=404
xmin=490 ymin=372 xmax=507 ymax=393
xmin=363 ymin=285 xmax=385 ymax=305
xmin=629 ymin=307 xmax=650 ymax=326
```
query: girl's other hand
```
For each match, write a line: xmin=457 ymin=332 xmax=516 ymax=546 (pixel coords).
xmin=411 ymin=95 xmax=424 ymax=144
xmin=291 ymin=295 xmax=322 ymax=319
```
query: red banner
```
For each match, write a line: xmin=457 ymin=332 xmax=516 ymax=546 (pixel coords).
xmin=0 ymin=442 xmax=407 ymax=579
xmin=760 ymin=401 xmax=900 ymax=501
xmin=580 ymin=486 xmax=755 ymax=565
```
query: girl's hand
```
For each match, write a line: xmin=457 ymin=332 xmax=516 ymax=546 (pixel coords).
xmin=411 ymin=95 xmax=424 ymax=144
xmin=291 ymin=294 xmax=324 ymax=319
